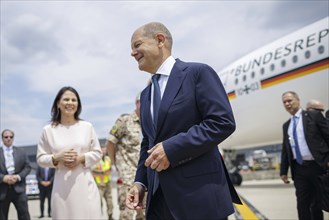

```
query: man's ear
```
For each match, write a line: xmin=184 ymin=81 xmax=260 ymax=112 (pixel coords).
xmin=156 ymin=33 xmax=166 ymax=47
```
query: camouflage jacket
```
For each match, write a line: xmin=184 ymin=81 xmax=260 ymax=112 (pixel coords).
xmin=107 ymin=111 xmax=141 ymax=185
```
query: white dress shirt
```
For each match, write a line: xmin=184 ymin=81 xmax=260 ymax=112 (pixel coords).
xmin=150 ymin=56 xmax=176 ymax=118
xmin=3 ymin=145 xmax=15 ymax=174
xmin=288 ymin=108 xmax=314 ymax=161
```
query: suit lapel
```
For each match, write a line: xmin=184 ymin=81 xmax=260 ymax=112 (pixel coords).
xmin=157 ymin=60 xmax=187 ymax=135
xmin=283 ymin=120 xmax=294 ymax=160
xmin=301 ymin=110 xmax=310 ymax=143
xmin=0 ymin=148 xmax=6 ymax=172
xmin=12 ymin=146 xmax=18 ymax=173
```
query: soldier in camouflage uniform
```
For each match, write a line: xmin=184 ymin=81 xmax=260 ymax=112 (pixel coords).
xmin=105 ymin=94 xmax=145 ymax=220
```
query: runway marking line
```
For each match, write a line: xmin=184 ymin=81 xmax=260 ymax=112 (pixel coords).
xmin=233 ymin=195 xmax=268 ymax=220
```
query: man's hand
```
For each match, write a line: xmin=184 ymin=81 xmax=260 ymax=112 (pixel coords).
xmin=3 ymin=175 xmax=18 ymax=185
xmin=280 ymin=175 xmax=290 ymax=184
xmin=145 ymin=142 xmax=170 ymax=172
xmin=41 ymin=181 xmax=51 ymax=187
xmin=126 ymin=183 xmax=145 ymax=210
xmin=3 ymin=175 xmax=13 ymax=184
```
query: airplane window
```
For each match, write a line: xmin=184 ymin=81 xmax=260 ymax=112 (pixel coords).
xmin=305 ymin=51 xmax=311 ymax=59
xmin=270 ymin=64 xmax=275 ymax=71
xmin=281 ymin=60 xmax=286 ymax=67
xmin=243 ymin=75 xmax=246 ymax=81
xmin=235 ymin=78 xmax=238 ymax=85
xmin=251 ymin=71 xmax=255 ymax=78
xmin=260 ymin=67 xmax=265 ymax=75
xmin=292 ymin=55 xmax=298 ymax=63
xmin=318 ymin=45 xmax=324 ymax=54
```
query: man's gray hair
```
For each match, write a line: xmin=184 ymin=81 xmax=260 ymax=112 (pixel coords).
xmin=142 ymin=22 xmax=173 ymax=50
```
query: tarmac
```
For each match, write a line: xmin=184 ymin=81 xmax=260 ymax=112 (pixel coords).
xmin=8 ymin=178 xmax=329 ymax=220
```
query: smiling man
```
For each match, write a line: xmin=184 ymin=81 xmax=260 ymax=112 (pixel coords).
xmin=126 ymin=22 xmax=241 ymax=220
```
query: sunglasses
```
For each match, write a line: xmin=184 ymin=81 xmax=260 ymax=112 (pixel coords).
xmin=3 ymin=136 xmax=14 ymax=139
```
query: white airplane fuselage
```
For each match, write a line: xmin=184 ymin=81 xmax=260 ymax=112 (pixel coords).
xmin=219 ymin=17 xmax=329 ymax=150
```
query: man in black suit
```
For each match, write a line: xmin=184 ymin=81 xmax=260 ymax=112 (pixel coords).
xmin=36 ymin=166 xmax=55 ymax=218
xmin=280 ymin=91 xmax=329 ymax=220
xmin=0 ymin=129 xmax=31 ymax=220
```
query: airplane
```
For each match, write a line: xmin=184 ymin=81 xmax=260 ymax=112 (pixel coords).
xmin=218 ymin=16 xmax=329 ymax=151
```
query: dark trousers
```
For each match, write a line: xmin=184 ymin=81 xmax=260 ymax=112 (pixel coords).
xmin=147 ymin=187 xmax=228 ymax=220
xmin=147 ymin=187 xmax=175 ymax=220
xmin=293 ymin=161 xmax=325 ymax=220
xmin=39 ymin=186 xmax=52 ymax=216
xmin=0 ymin=187 xmax=30 ymax=220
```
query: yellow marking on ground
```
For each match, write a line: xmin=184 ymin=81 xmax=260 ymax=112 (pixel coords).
xmin=234 ymin=199 xmax=260 ymax=220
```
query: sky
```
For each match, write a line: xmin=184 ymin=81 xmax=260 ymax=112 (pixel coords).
xmin=1 ymin=1 xmax=328 ymax=146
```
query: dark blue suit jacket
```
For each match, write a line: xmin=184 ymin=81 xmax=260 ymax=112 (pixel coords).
xmin=135 ymin=59 xmax=241 ymax=219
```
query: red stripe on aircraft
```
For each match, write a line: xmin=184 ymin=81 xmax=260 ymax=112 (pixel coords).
xmin=260 ymin=57 xmax=329 ymax=89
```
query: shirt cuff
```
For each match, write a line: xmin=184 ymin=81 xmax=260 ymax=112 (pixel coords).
xmin=134 ymin=181 xmax=147 ymax=192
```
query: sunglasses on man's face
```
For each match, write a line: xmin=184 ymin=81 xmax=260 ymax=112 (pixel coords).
xmin=3 ymin=136 xmax=14 ymax=139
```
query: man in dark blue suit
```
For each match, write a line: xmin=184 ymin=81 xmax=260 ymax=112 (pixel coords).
xmin=126 ymin=22 xmax=241 ymax=220
xmin=36 ymin=166 xmax=55 ymax=218
xmin=0 ymin=129 xmax=31 ymax=220
xmin=280 ymin=91 xmax=329 ymax=220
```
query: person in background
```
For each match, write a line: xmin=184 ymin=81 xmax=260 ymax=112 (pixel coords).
xmin=36 ymin=165 xmax=55 ymax=218
xmin=305 ymin=99 xmax=325 ymax=112
xmin=280 ymin=91 xmax=329 ymax=220
xmin=0 ymin=129 xmax=31 ymax=220
xmin=36 ymin=86 xmax=102 ymax=219
xmin=92 ymin=145 xmax=113 ymax=220
xmin=105 ymin=93 xmax=145 ymax=220
xmin=126 ymin=22 xmax=241 ymax=220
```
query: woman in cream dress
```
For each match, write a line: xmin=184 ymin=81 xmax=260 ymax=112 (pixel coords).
xmin=37 ymin=86 xmax=102 ymax=219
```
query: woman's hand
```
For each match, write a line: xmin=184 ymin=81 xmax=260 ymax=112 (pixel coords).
xmin=63 ymin=154 xmax=85 ymax=169
xmin=53 ymin=149 xmax=84 ymax=169
xmin=63 ymin=149 xmax=78 ymax=163
xmin=53 ymin=149 xmax=76 ymax=162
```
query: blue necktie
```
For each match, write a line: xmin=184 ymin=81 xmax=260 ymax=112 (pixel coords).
xmin=44 ymin=167 xmax=49 ymax=181
xmin=151 ymin=74 xmax=161 ymax=129
xmin=151 ymin=74 xmax=161 ymax=194
xmin=292 ymin=116 xmax=303 ymax=165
